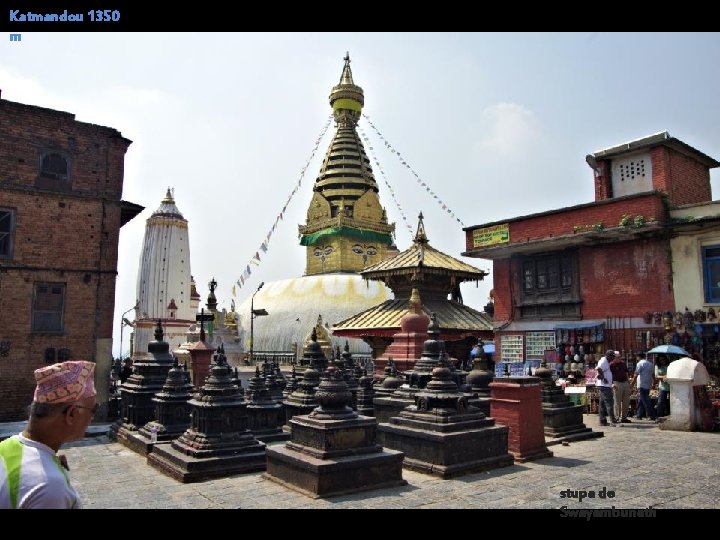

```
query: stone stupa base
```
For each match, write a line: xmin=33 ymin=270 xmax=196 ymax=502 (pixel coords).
xmin=543 ymin=406 xmax=603 ymax=445
xmin=251 ymin=427 xmax=292 ymax=444
xmin=379 ymin=418 xmax=513 ymax=478
xmin=121 ymin=430 xmax=160 ymax=456
xmin=113 ymin=424 xmax=143 ymax=449
xmin=147 ymin=441 xmax=266 ymax=483
xmin=264 ymin=445 xmax=406 ymax=499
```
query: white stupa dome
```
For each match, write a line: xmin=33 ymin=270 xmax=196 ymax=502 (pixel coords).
xmin=236 ymin=273 xmax=392 ymax=355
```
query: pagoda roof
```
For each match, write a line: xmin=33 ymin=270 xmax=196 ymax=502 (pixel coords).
xmin=361 ymin=240 xmax=487 ymax=282
xmin=332 ymin=297 xmax=493 ymax=338
xmin=361 ymin=212 xmax=488 ymax=282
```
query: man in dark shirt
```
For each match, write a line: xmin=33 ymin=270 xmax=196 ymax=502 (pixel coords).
xmin=610 ymin=354 xmax=631 ymax=423
xmin=120 ymin=357 xmax=133 ymax=384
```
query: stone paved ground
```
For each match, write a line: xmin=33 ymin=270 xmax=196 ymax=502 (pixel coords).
xmin=56 ymin=415 xmax=719 ymax=510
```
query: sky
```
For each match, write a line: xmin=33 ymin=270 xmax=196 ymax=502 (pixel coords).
xmin=2 ymin=32 xmax=720 ymax=358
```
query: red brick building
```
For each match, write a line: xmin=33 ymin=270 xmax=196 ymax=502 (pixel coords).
xmin=0 ymin=90 xmax=143 ymax=421
xmin=462 ymin=132 xmax=719 ymax=368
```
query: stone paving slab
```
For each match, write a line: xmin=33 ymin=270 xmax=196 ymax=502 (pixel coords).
xmin=7 ymin=414 xmax=716 ymax=510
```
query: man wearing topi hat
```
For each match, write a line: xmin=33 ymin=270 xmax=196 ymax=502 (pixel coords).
xmin=0 ymin=361 xmax=97 ymax=508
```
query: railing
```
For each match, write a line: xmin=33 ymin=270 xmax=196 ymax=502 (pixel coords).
xmin=253 ymin=351 xmax=297 ymax=366
xmin=253 ymin=350 xmax=374 ymax=372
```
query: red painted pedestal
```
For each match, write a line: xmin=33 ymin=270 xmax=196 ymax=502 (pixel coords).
xmin=188 ymin=340 xmax=214 ymax=390
xmin=490 ymin=377 xmax=553 ymax=462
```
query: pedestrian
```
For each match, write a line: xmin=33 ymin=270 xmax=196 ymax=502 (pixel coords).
xmin=120 ymin=357 xmax=133 ymax=384
xmin=655 ymin=354 xmax=670 ymax=417
xmin=595 ymin=349 xmax=617 ymax=426
xmin=610 ymin=352 xmax=631 ymax=423
xmin=0 ymin=361 xmax=97 ymax=508
xmin=468 ymin=341 xmax=482 ymax=371
xmin=631 ymin=352 xmax=657 ymax=421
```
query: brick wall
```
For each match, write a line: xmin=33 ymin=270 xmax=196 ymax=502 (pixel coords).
xmin=594 ymin=146 xmax=711 ymax=207
xmin=0 ymin=96 xmax=130 ymax=421
xmin=578 ymin=239 xmax=675 ymax=317
xmin=465 ymin=194 xmax=668 ymax=252
xmin=662 ymin=147 xmax=712 ymax=206
xmin=509 ymin=195 xmax=667 ymax=245
xmin=491 ymin=237 xmax=674 ymax=325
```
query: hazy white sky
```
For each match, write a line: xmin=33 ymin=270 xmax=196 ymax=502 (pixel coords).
xmin=2 ymin=32 xmax=719 ymax=358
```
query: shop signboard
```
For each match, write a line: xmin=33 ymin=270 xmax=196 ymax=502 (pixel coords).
xmin=472 ymin=223 xmax=509 ymax=248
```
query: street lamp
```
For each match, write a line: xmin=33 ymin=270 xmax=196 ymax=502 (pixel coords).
xmin=249 ymin=282 xmax=268 ymax=365
xmin=119 ymin=301 xmax=138 ymax=359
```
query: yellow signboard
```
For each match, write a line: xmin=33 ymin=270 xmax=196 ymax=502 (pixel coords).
xmin=472 ymin=223 xmax=510 ymax=248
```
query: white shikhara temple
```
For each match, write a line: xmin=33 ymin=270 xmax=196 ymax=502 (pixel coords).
xmin=132 ymin=189 xmax=199 ymax=357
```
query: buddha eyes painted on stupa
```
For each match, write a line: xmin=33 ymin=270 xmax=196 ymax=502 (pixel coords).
xmin=313 ymin=246 xmax=334 ymax=262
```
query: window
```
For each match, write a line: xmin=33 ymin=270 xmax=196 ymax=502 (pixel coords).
xmin=703 ymin=245 xmax=720 ymax=303
xmin=40 ymin=153 xmax=68 ymax=181
xmin=36 ymin=152 xmax=71 ymax=192
xmin=32 ymin=283 xmax=66 ymax=333
xmin=0 ymin=208 xmax=15 ymax=259
xmin=517 ymin=250 xmax=580 ymax=319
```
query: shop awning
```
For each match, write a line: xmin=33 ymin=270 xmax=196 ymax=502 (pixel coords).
xmin=554 ymin=320 xmax=606 ymax=331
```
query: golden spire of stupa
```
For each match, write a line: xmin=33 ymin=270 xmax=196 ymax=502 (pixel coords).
xmin=299 ymin=53 xmax=395 ymax=276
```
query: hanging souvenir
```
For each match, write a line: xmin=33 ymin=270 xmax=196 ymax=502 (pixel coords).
xmin=683 ymin=307 xmax=694 ymax=328
xmin=643 ymin=312 xmax=653 ymax=324
xmin=708 ymin=307 xmax=717 ymax=322
xmin=674 ymin=312 xmax=684 ymax=328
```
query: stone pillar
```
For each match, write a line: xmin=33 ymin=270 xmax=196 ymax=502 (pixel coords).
xmin=490 ymin=376 xmax=553 ymax=462
xmin=660 ymin=358 xmax=710 ymax=432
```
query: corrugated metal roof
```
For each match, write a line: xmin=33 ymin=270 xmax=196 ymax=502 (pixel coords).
xmin=333 ymin=297 xmax=493 ymax=333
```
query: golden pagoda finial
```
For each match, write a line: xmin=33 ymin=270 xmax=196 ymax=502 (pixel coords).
xmin=329 ymin=52 xmax=364 ymax=126
xmin=162 ymin=187 xmax=175 ymax=204
xmin=414 ymin=212 xmax=429 ymax=245
xmin=340 ymin=52 xmax=354 ymax=85
xmin=409 ymin=288 xmax=422 ymax=314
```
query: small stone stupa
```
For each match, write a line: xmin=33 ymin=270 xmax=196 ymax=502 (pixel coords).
xmin=355 ymin=369 xmax=375 ymax=417
xmin=378 ymin=366 xmax=513 ymax=478
xmin=535 ymin=359 xmax=602 ymax=444
xmin=110 ymin=320 xmax=175 ymax=444
xmin=282 ymin=328 xmax=324 ymax=425
xmin=465 ymin=340 xmax=495 ymax=415
xmin=245 ymin=366 xmax=291 ymax=443
xmin=265 ymin=366 xmax=406 ymax=498
xmin=123 ymin=355 xmax=195 ymax=456
xmin=147 ymin=346 xmax=266 ymax=483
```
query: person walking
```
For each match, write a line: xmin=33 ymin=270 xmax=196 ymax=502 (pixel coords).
xmin=655 ymin=355 xmax=670 ymax=417
xmin=0 ymin=361 xmax=97 ymax=508
xmin=120 ymin=357 xmax=133 ymax=384
xmin=610 ymin=353 xmax=632 ymax=423
xmin=596 ymin=350 xmax=617 ymax=426
xmin=631 ymin=352 xmax=657 ymax=422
